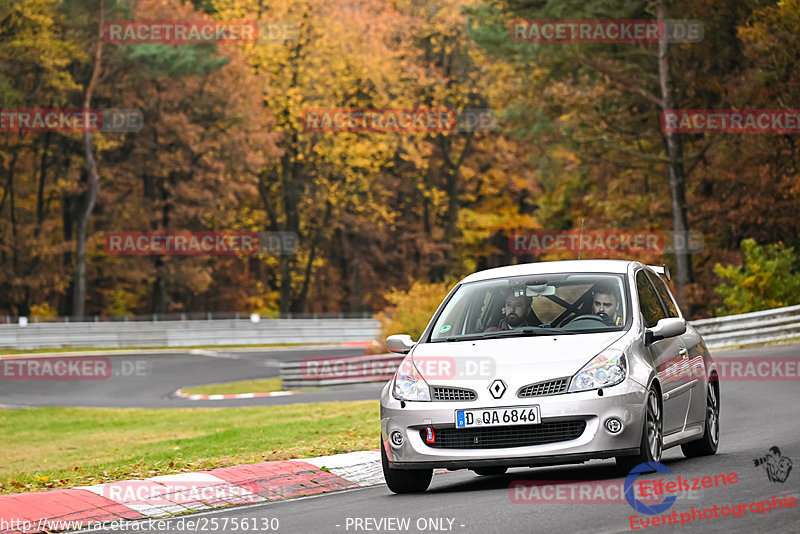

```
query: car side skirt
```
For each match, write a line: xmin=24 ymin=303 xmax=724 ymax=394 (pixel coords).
xmin=663 ymin=422 xmax=705 ymax=449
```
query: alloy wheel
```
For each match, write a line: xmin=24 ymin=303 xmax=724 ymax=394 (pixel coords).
xmin=707 ymin=383 xmax=719 ymax=446
xmin=645 ymin=390 xmax=662 ymax=462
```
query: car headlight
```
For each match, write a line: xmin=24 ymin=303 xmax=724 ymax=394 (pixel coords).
xmin=392 ymin=356 xmax=431 ymax=402
xmin=568 ymin=349 xmax=627 ymax=392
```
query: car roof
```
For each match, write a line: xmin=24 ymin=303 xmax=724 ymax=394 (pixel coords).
xmin=460 ymin=259 xmax=635 ymax=284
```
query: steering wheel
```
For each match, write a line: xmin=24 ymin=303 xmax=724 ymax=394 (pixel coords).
xmin=563 ymin=314 xmax=611 ymax=328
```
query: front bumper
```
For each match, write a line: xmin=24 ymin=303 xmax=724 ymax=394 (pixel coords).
xmin=380 ymin=378 xmax=647 ymax=469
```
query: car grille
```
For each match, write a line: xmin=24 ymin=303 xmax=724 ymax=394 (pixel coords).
xmin=432 ymin=386 xmax=477 ymax=401
xmin=517 ymin=378 xmax=568 ymax=398
xmin=421 ymin=420 xmax=586 ymax=449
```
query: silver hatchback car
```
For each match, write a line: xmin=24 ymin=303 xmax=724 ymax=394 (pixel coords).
xmin=380 ymin=260 xmax=720 ymax=493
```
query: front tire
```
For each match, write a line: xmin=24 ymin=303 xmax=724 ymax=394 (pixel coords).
xmin=381 ymin=443 xmax=432 ymax=494
xmin=681 ymin=379 xmax=719 ymax=458
xmin=616 ymin=385 xmax=663 ymax=474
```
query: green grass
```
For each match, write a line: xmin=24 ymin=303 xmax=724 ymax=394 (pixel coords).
xmin=0 ymin=401 xmax=379 ymax=495
xmin=181 ymin=378 xmax=284 ymax=395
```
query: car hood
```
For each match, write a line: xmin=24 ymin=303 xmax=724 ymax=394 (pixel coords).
xmin=411 ymin=331 xmax=626 ymax=386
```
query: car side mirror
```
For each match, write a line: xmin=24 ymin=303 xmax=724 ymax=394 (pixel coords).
xmin=645 ymin=317 xmax=686 ymax=345
xmin=386 ymin=334 xmax=415 ymax=354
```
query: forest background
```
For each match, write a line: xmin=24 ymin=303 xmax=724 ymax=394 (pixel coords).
xmin=1 ymin=0 xmax=799 ymax=325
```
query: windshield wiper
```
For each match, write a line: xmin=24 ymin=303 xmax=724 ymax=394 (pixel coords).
xmin=484 ymin=327 xmax=579 ymax=338
xmin=436 ymin=327 xmax=579 ymax=342
xmin=443 ymin=334 xmax=485 ymax=342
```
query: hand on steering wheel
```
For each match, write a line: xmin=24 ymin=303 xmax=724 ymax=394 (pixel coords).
xmin=595 ymin=312 xmax=615 ymax=325
xmin=565 ymin=314 xmax=612 ymax=327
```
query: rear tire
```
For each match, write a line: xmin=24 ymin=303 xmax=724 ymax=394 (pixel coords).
xmin=616 ymin=385 xmax=663 ymax=474
xmin=381 ymin=443 xmax=432 ymax=494
xmin=473 ymin=467 xmax=508 ymax=476
xmin=681 ymin=379 xmax=719 ymax=458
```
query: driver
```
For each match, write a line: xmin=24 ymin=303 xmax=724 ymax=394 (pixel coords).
xmin=592 ymin=283 xmax=622 ymax=326
xmin=487 ymin=291 xmax=542 ymax=331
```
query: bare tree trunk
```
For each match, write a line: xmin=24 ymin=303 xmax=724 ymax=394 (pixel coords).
xmin=73 ymin=0 xmax=104 ymax=319
xmin=275 ymin=33 xmax=304 ymax=316
xmin=279 ymin=148 xmax=300 ymax=314
xmin=657 ymin=0 xmax=693 ymax=315
xmin=295 ymin=200 xmax=331 ymax=312
xmin=430 ymin=133 xmax=472 ymax=281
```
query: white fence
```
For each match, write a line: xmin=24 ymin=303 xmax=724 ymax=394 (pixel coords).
xmin=690 ymin=304 xmax=800 ymax=349
xmin=279 ymin=353 xmax=404 ymax=389
xmin=0 ymin=318 xmax=381 ymax=350
xmin=1 ymin=305 xmax=798 ymax=353
xmin=276 ymin=305 xmax=800 ymax=388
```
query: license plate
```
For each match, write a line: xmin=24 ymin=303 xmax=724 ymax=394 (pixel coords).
xmin=455 ymin=406 xmax=540 ymax=428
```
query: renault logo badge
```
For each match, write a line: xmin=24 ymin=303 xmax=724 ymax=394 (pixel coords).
xmin=489 ymin=379 xmax=507 ymax=399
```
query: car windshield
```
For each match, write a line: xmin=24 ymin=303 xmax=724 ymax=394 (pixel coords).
xmin=429 ymin=273 xmax=629 ymax=342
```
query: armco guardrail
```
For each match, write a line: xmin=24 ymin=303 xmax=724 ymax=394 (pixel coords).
xmin=280 ymin=353 xmax=404 ymax=389
xmin=277 ymin=306 xmax=800 ymax=389
xmin=2 ymin=304 xmax=797 ymax=362
xmin=690 ymin=304 xmax=800 ymax=350
xmin=0 ymin=318 xmax=380 ymax=350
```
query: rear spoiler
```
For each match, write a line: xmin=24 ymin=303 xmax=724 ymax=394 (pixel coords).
xmin=647 ymin=264 xmax=671 ymax=282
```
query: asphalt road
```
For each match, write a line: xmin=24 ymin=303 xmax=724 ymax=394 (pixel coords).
xmin=84 ymin=342 xmax=800 ymax=533
xmin=0 ymin=346 xmax=382 ymax=408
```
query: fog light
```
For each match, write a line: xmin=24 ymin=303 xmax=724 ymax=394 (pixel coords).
xmin=390 ymin=431 xmax=404 ymax=447
xmin=605 ymin=418 xmax=623 ymax=434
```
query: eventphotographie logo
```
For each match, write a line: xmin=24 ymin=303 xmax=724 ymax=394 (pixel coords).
xmin=753 ymin=446 xmax=793 ymax=483
xmin=625 ymin=462 xmax=679 ymax=515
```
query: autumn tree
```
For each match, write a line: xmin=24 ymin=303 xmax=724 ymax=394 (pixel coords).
xmin=0 ymin=0 xmax=85 ymax=316
xmin=465 ymin=0 xmax=759 ymax=314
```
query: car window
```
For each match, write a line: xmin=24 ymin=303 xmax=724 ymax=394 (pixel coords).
xmin=645 ymin=270 xmax=679 ymax=318
xmin=636 ymin=270 xmax=666 ymax=328
xmin=428 ymin=273 xmax=629 ymax=341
